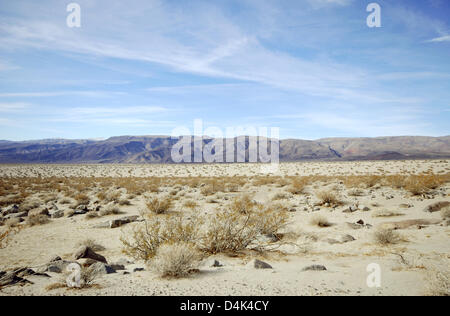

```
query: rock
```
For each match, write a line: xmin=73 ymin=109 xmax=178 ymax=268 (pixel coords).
xmin=78 ymin=258 xmax=98 ymax=268
xmin=109 ymin=215 xmax=140 ymax=229
xmin=211 ymin=260 xmax=223 ymax=267
xmin=28 ymin=208 xmax=49 ymax=217
xmin=73 ymin=246 xmax=107 ymax=264
xmin=87 ymin=262 xmax=116 ymax=276
xmin=326 ymin=238 xmax=341 ymax=245
xmin=356 ymin=219 xmax=365 ymax=225
xmin=343 ymin=205 xmax=358 ymax=213
xmin=50 ymin=210 xmax=64 ymax=219
xmin=361 ymin=206 xmax=370 ymax=212
xmin=133 ymin=267 xmax=145 ymax=272
xmin=341 ymin=234 xmax=356 ymax=243
xmin=49 ymin=255 xmax=62 ymax=263
xmin=289 ymin=208 xmax=297 ymax=212
xmin=3 ymin=205 xmax=19 ymax=215
xmin=44 ymin=260 xmax=74 ymax=273
xmin=92 ymin=221 xmax=111 ymax=229
xmin=302 ymin=265 xmax=327 ymax=272
xmin=68 ymin=209 xmax=88 ymax=217
xmin=253 ymin=259 xmax=272 ymax=269
xmin=346 ymin=222 xmax=363 ymax=230
xmin=109 ymin=264 xmax=126 ymax=271
xmin=3 ymin=211 xmax=28 ymax=220
xmin=0 ymin=271 xmax=33 ymax=287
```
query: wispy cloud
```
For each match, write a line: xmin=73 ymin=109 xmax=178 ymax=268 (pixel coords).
xmin=0 ymin=91 xmax=125 ymax=98
xmin=0 ymin=102 xmax=31 ymax=112
xmin=426 ymin=35 xmax=450 ymax=42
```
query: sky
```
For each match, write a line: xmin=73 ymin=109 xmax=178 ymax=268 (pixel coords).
xmin=0 ymin=0 xmax=449 ymax=141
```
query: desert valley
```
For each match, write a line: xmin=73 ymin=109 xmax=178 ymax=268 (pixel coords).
xmin=0 ymin=160 xmax=449 ymax=296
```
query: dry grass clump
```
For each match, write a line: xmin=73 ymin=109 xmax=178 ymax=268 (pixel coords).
xmin=403 ymin=175 xmax=445 ymax=196
xmin=151 ymin=242 xmax=201 ymax=278
xmin=315 ymin=190 xmax=342 ymax=206
xmin=146 ymin=196 xmax=172 ymax=215
xmin=76 ymin=239 xmax=105 ymax=252
xmin=183 ymin=200 xmax=199 ymax=209
xmin=229 ymin=194 xmax=256 ymax=215
xmin=121 ymin=214 xmax=200 ymax=261
xmin=287 ymin=177 xmax=309 ymax=195
xmin=425 ymin=266 xmax=450 ymax=296
xmin=26 ymin=214 xmax=50 ymax=227
xmin=344 ymin=175 xmax=380 ymax=189
xmin=309 ymin=215 xmax=332 ymax=228
xmin=99 ymin=205 xmax=122 ymax=216
xmin=74 ymin=193 xmax=90 ymax=206
xmin=373 ymin=229 xmax=401 ymax=246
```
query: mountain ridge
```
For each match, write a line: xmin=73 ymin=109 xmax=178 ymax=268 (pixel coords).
xmin=0 ymin=135 xmax=449 ymax=163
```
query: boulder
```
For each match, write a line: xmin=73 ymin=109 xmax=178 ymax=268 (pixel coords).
xmin=73 ymin=246 xmax=107 ymax=264
xmin=109 ymin=215 xmax=140 ymax=229
xmin=87 ymin=262 xmax=116 ymax=276
xmin=3 ymin=205 xmax=19 ymax=215
xmin=50 ymin=210 xmax=64 ymax=219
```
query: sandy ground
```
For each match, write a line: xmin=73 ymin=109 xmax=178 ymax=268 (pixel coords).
xmin=0 ymin=160 xmax=449 ymax=296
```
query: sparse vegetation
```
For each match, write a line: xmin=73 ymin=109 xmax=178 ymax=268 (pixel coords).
xmin=146 ymin=196 xmax=172 ymax=215
xmin=26 ymin=214 xmax=50 ymax=227
xmin=151 ymin=242 xmax=201 ymax=278
xmin=374 ymin=229 xmax=401 ymax=245
xmin=425 ymin=266 xmax=450 ymax=296
xmin=316 ymin=190 xmax=342 ymax=206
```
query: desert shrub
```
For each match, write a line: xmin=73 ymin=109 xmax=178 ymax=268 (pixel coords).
xmin=426 ymin=266 xmax=450 ymax=296
xmin=19 ymin=199 xmax=41 ymax=212
xmin=201 ymin=205 xmax=287 ymax=254
xmin=121 ymin=214 xmax=200 ymax=261
xmin=182 ymin=200 xmax=198 ymax=209
xmin=74 ymin=193 xmax=89 ymax=206
xmin=374 ymin=229 xmax=401 ymax=245
xmin=230 ymin=194 xmax=256 ymax=215
xmin=76 ymin=239 xmax=105 ymax=252
xmin=26 ymin=214 xmax=50 ymax=227
xmin=146 ymin=196 xmax=172 ymax=215
xmin=316 ymin=190 xmax=342 ymax=206
xmin=272 ymin=193 xmax=290 ymax=201
xmin=404 ymin=175 xmax=445 ymax=196
xmin=151 ymin=242 xmax=201 ymax=278
xmin=287 ymin=177 xmax=309 ymax=195
xmin=309 ymin=215 xmax=332 ymax=228
xmin=99 ymin=205 xmax=122 ymax=216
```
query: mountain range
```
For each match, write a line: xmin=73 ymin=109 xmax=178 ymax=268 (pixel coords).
xmin=0 ymin=135 xmax=449 ymax=163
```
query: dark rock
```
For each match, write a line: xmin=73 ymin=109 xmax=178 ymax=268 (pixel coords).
xmin=356 ymin=219 xmax=365 ymax=225
xmin=109 ymin=215 xmax=140 ymax=228
xmin=133 ymin=268 xmax=145 ymax=272
xmin=50 ymin=210 xmax=64 ymax=219
xmin=87 ymin=262 xmax=116 ymax=276
xmin=253 ymin=259 xmax=272 ymax=269
xmin=341 ymin=234 xmax=356 ymax=243
xmin=211 ymin=260 xmax=223 ymax=267
xmin=3 ymin=205 xmax=19 ymax=215
xmin=302 ymin=265 xmax=327 ymax=271
xmin=110 ymin=264 xmax=126 ymax=271
xmin=73 ymin=246 xmax=107 ymax=264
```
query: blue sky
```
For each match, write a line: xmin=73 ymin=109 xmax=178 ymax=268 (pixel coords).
xmin=0 ymin=0 xmax=449 ymax=141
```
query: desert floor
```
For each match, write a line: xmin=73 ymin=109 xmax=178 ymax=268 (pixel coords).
xmin=0 ymin=160 xmax=449 ymax=296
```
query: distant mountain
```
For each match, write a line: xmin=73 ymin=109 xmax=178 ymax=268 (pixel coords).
xmin=0 ymin=135 xmax=449 ymax=163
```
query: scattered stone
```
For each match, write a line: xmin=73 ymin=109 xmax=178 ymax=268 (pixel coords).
xmin=379 ymin=219 xmax=442 ymax=230
xmin=289 ymin=208 xmax=297 ymax=212
xmin=356 ymin=219 xmax=365 ymax=225
xmin=326 ymin=238 xmax=341 ymax=245
xmin=87 ymin=262 xmax=116 ymax=276
xmin=3 ymin=205 xmax=19 ymax=215
xmin=49 ymin=255 xmax=62 ymax=263
xmin=253 ymin=259 xmax=272 ymax=269
xmin=73 ymin=246 xmax=107 ymax=264
xmin=341 ymin=234 xmax=356 ymax=243
xmin=211 ymin=260 xmax=223 ymax=267
xmin=109 ymin=215 xmax=140 ymax=229
xmin=3 ymin=211 xmax=28 ymax=220
xmin=302 ymin=265 xmax=327 ymax=272
xmin=361 ymin=206 xmax=370 ymax=212
xmin=133 ymin=268 xmax=145 ymax=272
xmin=50 ymin=210 xmax=64 ymax=219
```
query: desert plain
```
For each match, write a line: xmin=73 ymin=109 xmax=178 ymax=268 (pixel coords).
xmin=0 ymin=160 xmax=449 ymax=296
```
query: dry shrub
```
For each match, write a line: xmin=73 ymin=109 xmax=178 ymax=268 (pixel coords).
xmin=183 ymin=200 xmax=198 ymax=209
xmin=374 ymin=229 xmax=401 ymax=245
xmin=426 ymin=266 xmax=450 ymax=296
xmin=287 ymin=177 xmax=309 ymax=195
xmin=74 ymin=193 xmax=89 ymax=206
xmin=121 ymin=214 xmax=200 ymax=261
xmin=404 ymin=175 xmax=445 ymax=196
xmin=316 ymin=190 xmax=342 ymax=206
xmin=26 ymin=214 xmax=50 ymax=227
xmin=309 ymin=215 xmax=332 ymax=228
xmin=99 ymin=205 xmax=122 ymax=216
xmin=151 ymin=242 xmax=201 ymax=278
xmin=19 ymin=199 xmax=41 ymax=212
xmin=146 ymin=196 xmax=172 ymax=215
xmin=201 ymin=205 xmax=287 ymax=254
xmin=76 ymin=239 xmax=105 ymax=252
xmin=230 ymin=194 xmax=256 ymax=215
